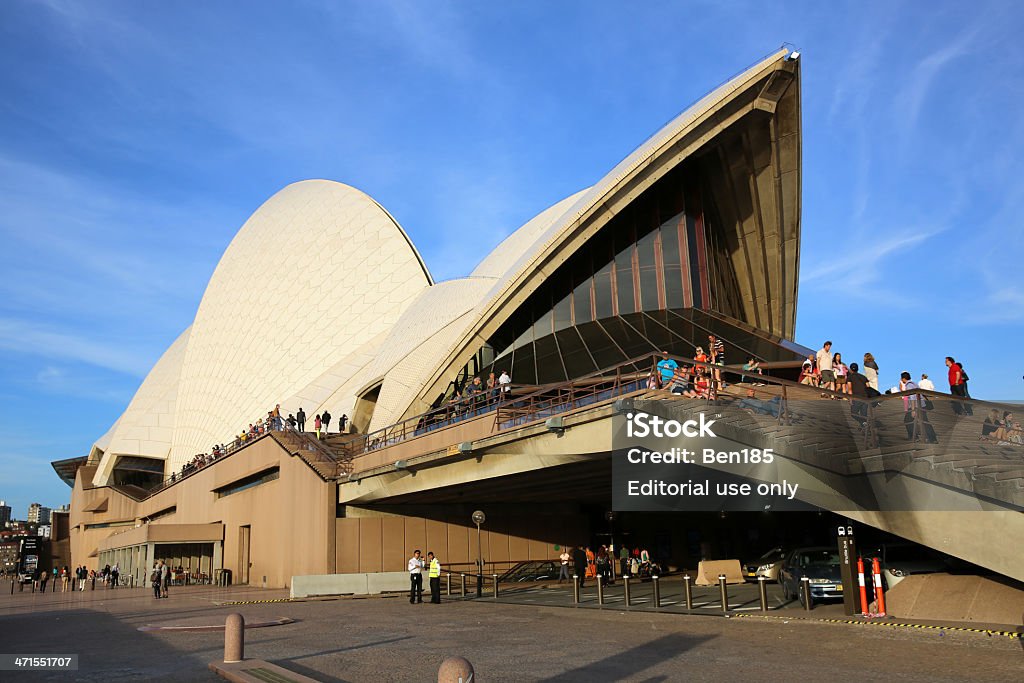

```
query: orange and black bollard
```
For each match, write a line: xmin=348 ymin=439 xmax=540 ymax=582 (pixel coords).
xmin=857 ymin=557 xmax=869 ymax=615
xmin=871 ymin=557 xmax=886 ymax=616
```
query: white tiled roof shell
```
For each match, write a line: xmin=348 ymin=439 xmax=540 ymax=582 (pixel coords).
xmin=168 ymin=180 xmax=431 ymax=470
xmin=92 ymin=326 xmax=191 ymax=484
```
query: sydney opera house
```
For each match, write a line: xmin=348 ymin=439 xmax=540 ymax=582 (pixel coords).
xmin=54 ymin=48 xmax=1022 ymax=590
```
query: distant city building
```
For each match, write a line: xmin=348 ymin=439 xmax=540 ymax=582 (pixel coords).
xmin=27 ymin=503 xmax=51 ymax=525
xmin=0 ymin=500 xmax=10 ymax=526
xmin=0 ymin=541 xmax=18 ymax=574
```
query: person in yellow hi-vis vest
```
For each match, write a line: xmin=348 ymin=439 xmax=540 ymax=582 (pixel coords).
xmin=427 ymin=551 xmax=442 ymax=604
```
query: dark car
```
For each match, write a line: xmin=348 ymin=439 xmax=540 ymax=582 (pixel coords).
xmin=779 ymin=547 xmax=843 ymax=606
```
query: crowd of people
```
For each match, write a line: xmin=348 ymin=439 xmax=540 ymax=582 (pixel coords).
xmin=559 ymin=545 xmax=661 ymax=587
xmin=166 ymin=402 xmax=353 ymax=484
xmin=444 ymin=370 xmax=513 ymax=415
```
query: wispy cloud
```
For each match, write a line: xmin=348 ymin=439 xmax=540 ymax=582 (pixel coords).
xmin=895 ymin=26 xmax=981 ymax=133
xmin=802 ymin=229 xmax=941 ymax=304
xmin=34 ymin=365 xmax=131 ymax=403
xmin=0 ymin=318 xmax=152 ymax=377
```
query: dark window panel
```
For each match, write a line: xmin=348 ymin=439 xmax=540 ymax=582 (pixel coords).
xmin=511 ymin=343 xmax=537 ymax=386
xmin=593 ymin=264 xmax=614 ymax=319
xmin=553 ymin=292 xmax=572 ymax=332
xmin=578 ymin=320 xmax=628 ymax=370
xmin=664 ymin=265 xmax=683 ymax=309
xmin=615 ymin=250 xmax=636 ymax=315
xmin=572 ymin=278 xmax=593 ymax=325
xmin=534 ymin=334 xmax=566 ymax=384
xmin=555 ymin=328 xmax=599 ymax=378
xmin=660 ymin=213 xmax=683 ymax=266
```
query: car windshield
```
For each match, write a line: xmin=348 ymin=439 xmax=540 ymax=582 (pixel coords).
xmin=759 ymin=548 xmax=783 ymax=561
xmin=801 ymin=550 xmax=839 ymax=566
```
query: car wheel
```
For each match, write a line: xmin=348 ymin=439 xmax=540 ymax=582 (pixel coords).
xmin=798 ymin=588 xmax=812 ymax=608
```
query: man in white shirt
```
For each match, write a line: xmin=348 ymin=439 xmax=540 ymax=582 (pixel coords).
xmin=816 ymin=341 xmax=834 ymax=392
xmin=900 ymin=372 xmax=937 ymax=443
xmin=498 ymin=370 xmax=512 ymax=399
xmin=919 ymin=373 xmax=935 ymax=391
xmin=408 ymin=550 xmax=424 ymax=604
xmin=558 ymin=548 xmax=571 ymax=583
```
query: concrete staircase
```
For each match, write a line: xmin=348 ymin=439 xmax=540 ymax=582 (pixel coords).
xmin=273 ymin=430 xmax=343 ymax=480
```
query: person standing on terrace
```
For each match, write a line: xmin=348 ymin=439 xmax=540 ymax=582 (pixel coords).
xmin=708 ymin=335 xmax=725 ymax=388
xmin=657 ymin=351 xmax=678 ymax=388
xmin=816 ymin=341 xmax=835 ymax=394
xmin=863 ymin=353 xmax=880 ymax=391
xmin=946 ymin=357 xmax=973 ymax=416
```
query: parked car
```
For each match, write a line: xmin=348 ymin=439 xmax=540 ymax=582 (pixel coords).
xmin=779 ymin=547 xmax=843 ymax=606
xmin=744 ymin=546 xmax=786 ymax=582
xmin=863 ymin=543 xmax=948 ymax=590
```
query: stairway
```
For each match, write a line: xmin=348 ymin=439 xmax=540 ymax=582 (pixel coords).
xmin=272 ymin=430 xmax=344 ymax=480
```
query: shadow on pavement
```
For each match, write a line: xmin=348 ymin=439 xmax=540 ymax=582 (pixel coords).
xmin=0 ymin=608 xmax=219 ymax=681
xmin=536 ymin=632 xmax=714 ymax=682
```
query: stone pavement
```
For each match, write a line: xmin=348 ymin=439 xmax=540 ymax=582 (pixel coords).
xmin=0 ymin=581 xmax=1020 ymax=681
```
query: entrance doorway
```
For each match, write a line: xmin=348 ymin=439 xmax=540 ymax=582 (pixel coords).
xmin=238 ymin=525 xmax=251 ymax=585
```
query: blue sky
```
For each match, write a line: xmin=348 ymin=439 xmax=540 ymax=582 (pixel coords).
xmin=1 ymin=1 xmax=1022 ymax=517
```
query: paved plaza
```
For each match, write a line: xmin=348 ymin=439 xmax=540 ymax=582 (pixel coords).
xmin=0 ymin=582 xmax=1020 ymax=681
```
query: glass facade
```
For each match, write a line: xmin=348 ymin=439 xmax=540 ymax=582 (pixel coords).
xmin=433 ymin=162 xmax=806 ymax=402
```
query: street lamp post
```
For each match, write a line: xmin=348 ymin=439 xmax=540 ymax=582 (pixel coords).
xmin=472 ymin=510 xmax=485 ymax=598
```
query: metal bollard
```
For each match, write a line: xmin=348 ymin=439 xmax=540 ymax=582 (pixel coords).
xmin=572 ymin=575 xmax=580 ymax=604
xmin=476 ymin=572 xmax=482 ymax=599
xmin=758 ymin=575 xmax=769 ymax=611
xmin=801 ymin=577 xmax=812 ymax=611
xmin=718 ymin=574 xmax=729 ymax=612
xmin=596 ymin=574 xmax=605 ymax=605
xmin=10 ymin=579 xmax=14 ymax=594
xmin=460 ymin=573 xmax=466 ymax=597
xmin=446 ymin=572 xmax=451 ymax=597
xmin=652 ymin=575 xmax=661 ymax=608
xmin=492 ymin=574 xmax=499 ymax=599
xmin=623 ymin=576 xmax=632 ymax=607
xmin=682 ymin=574 xmax=693 ymax=610
xmin=224 ymin=613 xmax=245 ymax=663
xmin=438 ymin=655 xmax=474 ymax=683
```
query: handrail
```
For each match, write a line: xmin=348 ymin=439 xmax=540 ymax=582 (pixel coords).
xmin=345 ymin=353 xmax=664 ymax=460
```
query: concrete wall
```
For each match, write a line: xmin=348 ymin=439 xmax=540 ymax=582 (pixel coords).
xmin=291 ymin=571 xmax=408 ymax=598
xmin=886 ymin=573 xmax=1024 ymax=627
xmin=335 ymin=506 xmax=587 ymax=573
